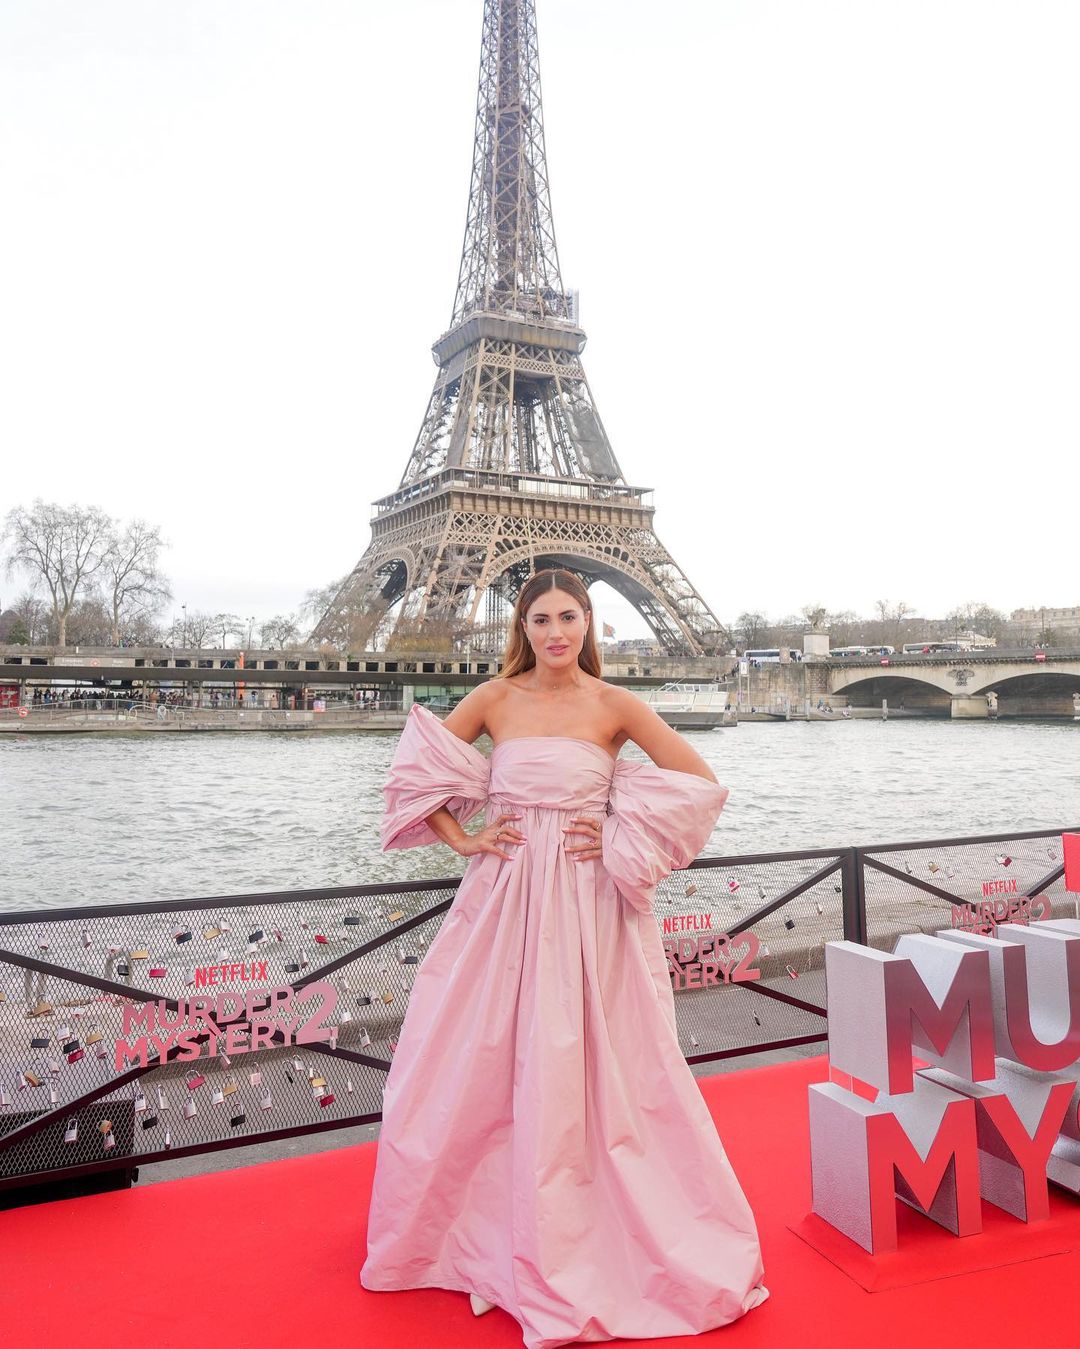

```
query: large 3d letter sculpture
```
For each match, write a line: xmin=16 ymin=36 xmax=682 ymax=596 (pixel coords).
xmin=810 ymin=847 xmax=1080 ymax=1253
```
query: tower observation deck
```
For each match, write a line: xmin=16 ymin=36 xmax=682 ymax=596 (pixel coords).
xmin=313 ymin=0 xmax=726 ymax=656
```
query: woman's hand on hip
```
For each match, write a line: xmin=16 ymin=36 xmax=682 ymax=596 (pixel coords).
xmin=563 ymin=815 xmax=603 ymax=862
xmin=456 ymin=813 xmax=526 ymax=862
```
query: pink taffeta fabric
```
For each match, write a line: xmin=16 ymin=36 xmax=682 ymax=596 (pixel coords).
xmin=359 ymin=703 xmax=768 ymax=1348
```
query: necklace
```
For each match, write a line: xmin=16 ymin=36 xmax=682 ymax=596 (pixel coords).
xmin=528 ymin=675 xmax=582 ymax=695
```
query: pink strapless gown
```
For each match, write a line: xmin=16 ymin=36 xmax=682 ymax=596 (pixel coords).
xmin=359 ymin=703 xmax=767 ymax=1348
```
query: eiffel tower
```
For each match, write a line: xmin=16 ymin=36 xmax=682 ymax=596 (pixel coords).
xmin=313 ymin=0 xmax=727 ymax=657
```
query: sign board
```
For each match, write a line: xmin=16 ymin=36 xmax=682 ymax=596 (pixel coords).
xmin=809 ymin=871 xmax=1080 ymax=1255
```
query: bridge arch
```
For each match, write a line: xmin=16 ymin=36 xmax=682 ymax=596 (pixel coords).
xmin=827 ymin=673 xmax=953 ymax=714
xmin=314 ymin=551 xmax=417 ymax=649
xmin=472 ymin=543 xmax=715 ymax=656
xmin=968 ymin=670 xmax=1080 ymax=717
xmin=828 ymin=660 xmax=1080 ymax=718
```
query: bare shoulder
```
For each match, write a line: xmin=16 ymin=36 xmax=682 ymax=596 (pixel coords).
xmin=441 ymin=678 xmax=506 ymax=743
xmin=479 ymin=678 xmax=511 ymax=715
xmin=599 ymin=681 xmax=651 ymax=731
xmin=600 ymin=681 xmax=717 ymax=779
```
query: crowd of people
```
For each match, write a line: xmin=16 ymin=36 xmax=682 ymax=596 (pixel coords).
xmin=30 ymin=687 xmax=124 ymax=709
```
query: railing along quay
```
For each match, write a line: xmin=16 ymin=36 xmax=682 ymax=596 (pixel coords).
xmin=0 ymin=825 xmax=1073 ymax=1195
xmin=0 ymin=699 xmax=406 ymax=732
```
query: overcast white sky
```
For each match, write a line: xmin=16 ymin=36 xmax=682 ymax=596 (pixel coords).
xmin=2 ymin=0 xmax=1077 ymax=639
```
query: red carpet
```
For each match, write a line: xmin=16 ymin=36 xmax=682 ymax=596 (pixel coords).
xmin=2 ymin=1056 xmax=1080 ymax=1349
xmin=790 ymin=1207 xmax=1076 ymax=1292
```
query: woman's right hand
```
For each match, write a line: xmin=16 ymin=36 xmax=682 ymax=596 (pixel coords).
xmin=455 ymin=812 xmax=526 ymax=862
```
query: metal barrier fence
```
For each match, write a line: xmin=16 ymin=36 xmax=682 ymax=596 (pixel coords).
xmin=0 ymin=824 xmax=1073 ymax=1193
xmin=858 ymin=829 xmax=1073 ymax=946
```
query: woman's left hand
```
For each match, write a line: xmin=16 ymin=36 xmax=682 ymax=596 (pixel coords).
xmin=563 ymin=815 xmax=603 ymax=862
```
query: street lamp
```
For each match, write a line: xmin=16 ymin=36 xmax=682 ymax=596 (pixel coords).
xmin=247 ymin=615 xmax=256 ymax=648
xmin=181 ymin=604 xmax=187 ymax=648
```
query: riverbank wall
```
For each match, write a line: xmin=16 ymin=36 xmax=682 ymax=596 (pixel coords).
xmin=0 ymin=708 xmax=409 ymax=735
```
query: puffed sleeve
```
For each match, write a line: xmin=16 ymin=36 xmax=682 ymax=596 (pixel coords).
xmin=600 ymin=760 xmax=729 ymax=914
xmin=380 ymin=703 xmax=490 ymax=851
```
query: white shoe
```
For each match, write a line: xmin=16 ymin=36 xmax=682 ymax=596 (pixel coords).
xmin=470 ymin=1293 xmax=496 ymax=1316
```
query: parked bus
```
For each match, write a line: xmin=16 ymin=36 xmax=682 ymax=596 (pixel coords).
xmin=829 ymin=646 xmax=895 ymax=658
xmin=901 ymin=641 xmax=973 ymax=655
xmin=742 ymin=648 xmax=801 ymax=664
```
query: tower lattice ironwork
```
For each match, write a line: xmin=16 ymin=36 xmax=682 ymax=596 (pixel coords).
xmin=313 ymin=0 xmax=726 ymax=656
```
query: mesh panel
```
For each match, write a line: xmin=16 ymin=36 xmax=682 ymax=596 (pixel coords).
xmin=0 ymin=883 xmax=457 ymax=1186
xmin=661 ymin=853 xmax=838 ymax=1060
xmin=862 ymin=832 xmax=1068 ymax=950
xmin=2 ymin=829 xmax=1072 ymax=1187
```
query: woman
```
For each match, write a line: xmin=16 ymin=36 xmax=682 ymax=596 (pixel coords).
xmin=360 ymin=568 xmax=767 ymax=1348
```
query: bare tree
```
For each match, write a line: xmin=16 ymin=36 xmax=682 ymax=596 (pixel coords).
xmin=825 ymin=609 xmax=860 ymax=645
xmin=947 ymin=601 xmax=1007 ymax=642
xmin=214 ymin=613 xmax=245 ymax=649
xmin=103 ymin=520 xmax=172 ymax=646
xmin=734 ymin=611 xmax=770 ymax=649
xmin=974 ymin=605 xmax=1006 ymax=640
xmin=172 ymin=610 xmax=219 ymax=648
xmin=873 ymin=598 xmax=915 ymax=647
xmin=259 ymin=615 xmax=301 ymax=649
xmin=2 ymin=500 xmax=113 ymax=645
xmin=301 ymin=575 xmax=350 ymax=628
xmin=64 ymin=595 xmax=114 ymax=646
xmin=119 ymin=612 xmax=168 ymax=647
xmin=300 ymin=572 xmax=373 ymax=651
xmin=7 ymin=590 xmax=49 ymax=644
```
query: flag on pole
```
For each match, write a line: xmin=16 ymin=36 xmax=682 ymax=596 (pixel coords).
xmin=602 ymin=623 xmax=615 ymax=639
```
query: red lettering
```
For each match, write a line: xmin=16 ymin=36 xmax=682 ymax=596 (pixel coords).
xmin=114 ymin=1037 xmax=149 ymax=1071
xmin=249 ymin=1019 xmax=276 ymax=1052
xmin=174 ymin=1029 xmax=202 ymax=1060
xmin=122 ymin=1004 xmax=155 ymax=1035
xmin=1030 ymin=894 xmax=1051 ymax=922
xmin=979 ymin=1085 xmax=1074 ymax=1222
xmin=148 ymin=1031 xmax=179 ymax=1058
xmin=865 ymin=1096 xmax=982 ymax=1251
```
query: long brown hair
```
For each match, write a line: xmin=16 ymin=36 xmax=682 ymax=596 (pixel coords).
xmin=497 ymin=569 xmax=603 ymax=679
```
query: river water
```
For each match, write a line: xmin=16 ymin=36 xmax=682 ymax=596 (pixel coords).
xmin=1 ymin=720 xmax=1077 ymax=912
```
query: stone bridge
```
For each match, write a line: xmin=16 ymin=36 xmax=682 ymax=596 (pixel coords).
xmin=824 ymin=650 xmax=1080 ymax=718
